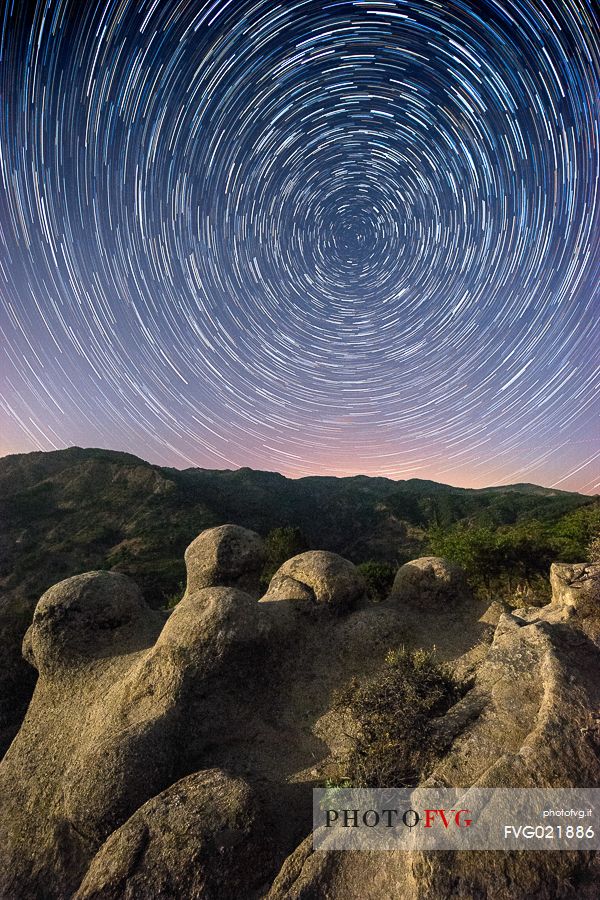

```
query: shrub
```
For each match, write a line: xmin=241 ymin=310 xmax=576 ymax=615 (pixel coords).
xmin=334 ymin=647 xmax=463 ymax=788
xmin=260 ymin=526 xmax=308 ymax=590
xmin=356 ymin=561 xmax=396 ymax=602
xmin=164 ymin=581 xmax=185 ymax=609
xmin=428 ymin=519 xmax=558 ymax=600
xmin=552 ymin=502 xmax=600 ymax=562
xmin=588 ymin=535 xmax=600 ymax=564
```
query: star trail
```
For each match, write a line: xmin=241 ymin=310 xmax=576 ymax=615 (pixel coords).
xmin=0 ymin=0 xmax=598 ymax=490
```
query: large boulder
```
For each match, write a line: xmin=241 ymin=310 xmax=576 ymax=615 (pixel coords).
xmin=183 ymin=525 xmax=265 ymax=597
xmin=390 ymin=556 xmax=470 ymax=607
xmin=260 ymin=551 xmax=366 ymax=611
xmin=62 ymin=587 xmax=269 ymax=848
xmin=75 ymin=769 xmax=273 ymax=900
xmin=22 ymin=571 xmax=154 ymax=677
xmin=0 ymin=576 xmax=272 ymax=897
xmin=155 ymin=586 xmax=267 ymax=675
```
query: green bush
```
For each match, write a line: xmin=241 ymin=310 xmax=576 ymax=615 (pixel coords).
xmin=164 ymin=581 xmax=185 ymax=609
xmin=356 ymin=561 xmax=396 ymax=602
xmin=260 ymin=526 xmax=308 ymax=590
xmin=427 ymin=502 xmax=600 ymax=602
xmin=334 ymin=647 xmax=463 ymax=788
xmin=553 ymin=503 xmax=600 ymax=562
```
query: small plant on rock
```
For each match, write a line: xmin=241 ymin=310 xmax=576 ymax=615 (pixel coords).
xmin=164 ymin=581 xmax=185 ymax=609
xmin=334 ymin=647 xmax=463 ymax=788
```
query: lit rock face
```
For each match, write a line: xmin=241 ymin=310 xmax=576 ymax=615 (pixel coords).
xmin=390 ymin=556 xmax=471 ymax=606
xmin=550 ymin=561 xmax=600 ymax=612
xmin=183 ymin=524 xmax=266 ymax=597
xmin=1 ymin=528 xmax=599 ymax=899
xmin=75 ymin=769 xmax=272 ymax=900
xmin=261 ymin=550 xmax=367 ymax=611
xmin=22 ymin=570 xmax=154 ymax=676
xmin=549 ymin=561 xmax=600 ymax=642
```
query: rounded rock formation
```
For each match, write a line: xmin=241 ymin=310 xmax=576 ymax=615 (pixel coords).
xmin=260 ymin=551 xmax=366 ymax=611
xmin=183 ymin=525 xmax=265 ymax=597
xmin=22 ymin=571 xmax=152 ymax=677
xmin=390 ymin=556 xmax=470 ymax=607
xmin=156 ymin=585 xmax=266 ymax=673
xmin=74 ymin=769 xmax=273 ymax=900
xmin=61 ymin=587 xmax=269 ymax=846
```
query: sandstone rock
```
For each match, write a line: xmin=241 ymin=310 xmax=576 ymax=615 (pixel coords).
xmin=268 ymin=603 xmax=600 ymax=899
xmin=61 ymin=587 xmax=269 ymax=848
xmin=260 ymin=551 xmax=366 ymax=611
xmin=550 ymin=562 xmax=600 ymax=613
xmin=0 ymin=574 xmax=281 ymax=898
xmin=390 ymin=556 xmax=470 ymax=607
xmin=2 ymin=544 xmax=600 ymax=899
xmin=183 ymin=525 xmax=265 ymax=597
xmin=155 ymin=585 xmax=267 ymax=674
xmin=22 ymin=571 xmax=154 ymax=677
xmin=75 ymin=769 xmax=273 ymax=900
xmin=549 ymin=562 xmax=600 ymax=643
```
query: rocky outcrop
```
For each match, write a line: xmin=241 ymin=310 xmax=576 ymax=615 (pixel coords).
xmin=550 ymin=561 xmax=600 ymax=609
xmin=183 ymin=524 xmax=266 ymax=597
xmin=549 ymin=562 xmax=600 ymax=641
xmin=261 ymin=550 xmax=367 ymax=610
xmin=267 ymin=603 xmax=600 ymax=899
xmin=390 ymin=556 xmax=471 ymax=607
xmin=75 ymin=769 xmax=272 ymax=900
xmin=22 ymin=571 xmax=155 ymax=675
xmin=0 ymin=526 xmax=599 ymax=899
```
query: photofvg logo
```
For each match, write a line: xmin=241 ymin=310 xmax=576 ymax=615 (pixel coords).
xmin=324 ymin=806 xmax=472 ymax=830
xmin=313 ymin=788 xmax=600 ymax=851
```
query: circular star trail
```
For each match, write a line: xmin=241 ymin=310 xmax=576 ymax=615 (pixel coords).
xmin=0 ymin=0 xmax=598 ymax=490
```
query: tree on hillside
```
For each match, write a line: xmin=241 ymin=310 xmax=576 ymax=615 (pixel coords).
xmin=550 ymin=502 xmax=600 ymax=562
xmin=428 ymin=523 xmax=503 ymax=596
xmin=428 ymin=520 xmax=556 ymax=600
xmin=260 ymin=526 xmax=309 ymax=590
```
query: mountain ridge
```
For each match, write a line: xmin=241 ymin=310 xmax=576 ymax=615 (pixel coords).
xmin=0 ymin=445 xmax=589 ymax=498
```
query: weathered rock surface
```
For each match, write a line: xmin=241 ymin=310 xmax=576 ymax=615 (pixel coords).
xmin=183 ymin=524 xmax=266 ymax=597
xmin=267 ymin=605 xmax=600 ymax=899
xmin=390 ymin=556 xmax=471 ymax=607
xmin=22 ymin=571 xmax=154 ymax=675
xmin=0 ymin=526 xmax=599 ymax=899
xmin=75 ymin=769 xmax=273 ymax=900
xmin=549 ymin=562 xmax=600 ymax=641
xmin=261 ymin=550 xmax=367 ymax=610
xmin=550 ymin=562 xmax=600 ymax=608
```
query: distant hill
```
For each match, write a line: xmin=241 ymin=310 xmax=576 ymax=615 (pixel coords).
xmin=0 ymin=446 xmax=592 ymax=608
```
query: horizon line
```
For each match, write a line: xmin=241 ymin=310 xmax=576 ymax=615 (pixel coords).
xmin=1 ymin=444 xmax=597 ymax=498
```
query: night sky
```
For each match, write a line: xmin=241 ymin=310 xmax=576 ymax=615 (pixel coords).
xmin=0 ymin=0 xmax=598 ymax=491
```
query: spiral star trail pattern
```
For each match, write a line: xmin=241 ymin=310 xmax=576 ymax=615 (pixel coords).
xmin=0 ymin=0 xmax=598 ymax=490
